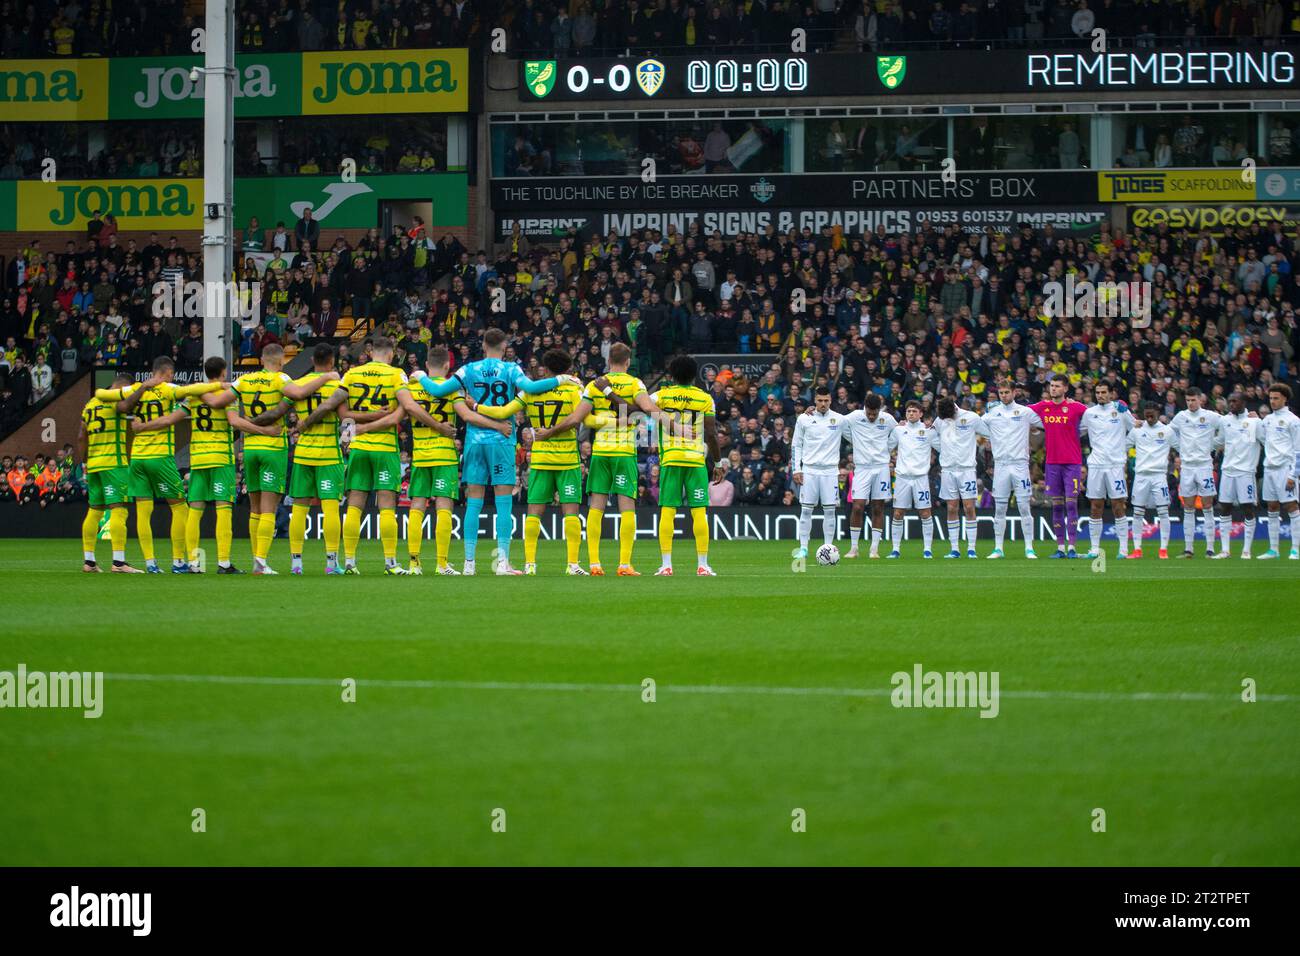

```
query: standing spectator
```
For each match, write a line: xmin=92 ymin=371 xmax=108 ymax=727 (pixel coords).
xmin=30 ymin=352 xmax=53 ymax=402
xmin=295 ymin=207 xmax=320 ymax=250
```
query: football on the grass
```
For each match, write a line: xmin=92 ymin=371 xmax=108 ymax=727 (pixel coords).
xmin=816 ymin=544 xmax=840 ymax=566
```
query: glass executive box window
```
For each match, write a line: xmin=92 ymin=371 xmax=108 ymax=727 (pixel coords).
xmin=493 ymin=118 xmax=789 ymax=177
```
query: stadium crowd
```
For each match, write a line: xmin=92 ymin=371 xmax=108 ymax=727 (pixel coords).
xmin=2 ymin=0 xmax=1295 ymax=59
xmin=3 ymin=204 xmax=1298 ymax=510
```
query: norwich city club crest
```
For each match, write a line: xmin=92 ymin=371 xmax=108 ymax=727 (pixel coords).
xmin=876 ymin=55 xmax=906 ymax=91
xmin=636 ymin=58 xmax=665 ymax=96
xmin=524 ymin=60 xmax=556 ymax=98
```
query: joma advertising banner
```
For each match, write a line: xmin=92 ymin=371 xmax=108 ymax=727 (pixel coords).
xmin=1 ymin=49 xmax=469 ymax=121
xmin=0 ymin=58 xmax=109 ymax=121
xmin=12 ymin=173 xmax=468 ymax=232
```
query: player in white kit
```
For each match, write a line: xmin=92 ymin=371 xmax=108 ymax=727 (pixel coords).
xmin=843 ymin=393 xmax=898 ymax=558
xmin=1127 ymin=402 xmax=1175 ymax=559
xmin=887 ymin=400 xmax=940 ymax=558
xmin=1259 ymin=383 xmax=1300 ymax=560
xmin=791 ymin=386 xmax=845 ymax=559
xmin=1212 ymin=391 xmax=1263 ymax=559
xmin=1081 ymin=381 xmax=1136 ymax=558
xmin=982 ymin=379 xmax=1043 ymax=559
xmin=935 ymin=397 xmax=987 ymax=558
xmin=1169 ymin=386 xmax=1222 ymax=557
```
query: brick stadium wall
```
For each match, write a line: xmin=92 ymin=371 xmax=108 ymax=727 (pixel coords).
xmin=0 ymin=372 xmax=92 ymax=462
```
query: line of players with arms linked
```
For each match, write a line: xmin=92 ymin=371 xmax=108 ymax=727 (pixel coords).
xmin=791 ymin=375 xmax=1300 ymax=561
xmin=76 ymin=329 xmax=724 ymax=576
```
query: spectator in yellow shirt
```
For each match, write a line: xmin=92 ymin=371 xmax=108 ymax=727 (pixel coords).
xmin=352 ymin=14 xmax=375 ymax=48
xmin=1171 ymin=334 xmax=1205 ymax=362
xmin=397 ymin=148 xmax=421 ymax=171
xmin=299 ymin=156 xmax=321 ymax=174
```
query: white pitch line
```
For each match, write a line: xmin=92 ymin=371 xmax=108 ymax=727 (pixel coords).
xmin=102 ymin=672 xmax=1300 ymax=703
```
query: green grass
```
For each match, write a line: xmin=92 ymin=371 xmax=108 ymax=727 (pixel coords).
xmin=1 ymin=537 xmax=1297 ymax=866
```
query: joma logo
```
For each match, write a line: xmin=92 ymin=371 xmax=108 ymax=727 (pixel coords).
xmin=312 ymin=60 xmax=458 ymax=103
xmin=134 ymin=64 xmax=277 ymax=109
xmin=49 ymin=183 xmax=195 ymax=227
xmin=0 ymin=68 xmax=81 ymax=103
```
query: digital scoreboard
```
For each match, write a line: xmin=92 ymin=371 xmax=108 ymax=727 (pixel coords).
xmin=518 ymin=50 xmax=1296 ymax=101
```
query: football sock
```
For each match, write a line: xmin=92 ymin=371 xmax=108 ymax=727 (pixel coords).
xmin=462 ymin=495 xmax=484 ymax=561
xmin=1243 ymin=516 xmax=1256 ymax=554
xmin=524 ymin=514 xmax=541 ymax=565
xmin=691 ymin=507 xmax=709 ymax=563
xmin=136 ymin=499 xmax=155 ymax=562
xmin=891 ymin=517 xmax=903 ymax=553
xmin=659 ymin=507 xmax=675 ymax=566
xmin=290 ymin=503 xmax=310 ymax=558
xmin=407 ymin=506 xmax=425 ymax=560
xmin=169 ymin=501 xmax=187 ymax=562
xmin=798 ymin=504 xmax=814 ymax=550
xmin=822 ymin=507 xmax=836 ymax=547
xmin=109 ymin=507 xmax=127 ymax=560
xmin=82 ymin=508 xmax=103 ymax=559
xmin=1089 ymin=514 xmax=1102 ymax=554
xmin=1157 ymin=506 xmax=1170 ymax=551
xmin=965 ymin=515 xmax=978 ymax=553
xmin=994 ymin=499 xmax=1008 ymax=551
xmin=1116 ymin=515 xmax=1130 ymax=554
xmin=564 ymin=514 xmax=582 ymax=565
xmin=1050 ymin=500 xmax=1065 ymax=545
xmin=1290 ymin=510 xmax=1300 ymax=551
xmin=1017 ymin=499 xmax=1033 ymax=548
xmin=850 ymin=523 xmax=862 ymax=551
xmin=1203 ymin=507 xmax=1217 ymax=552
xmin=215 ymin=504 xmax=232 ymax=566
xmin=586 ymin=507 xmax=603 ymax=565
xmin=494 ymin=493 xmax=514 ymax=563
xmin=343 ymin=506 xmax=362 ymax=562
xmin=618 ymin=510 xmax=636 ymax=566
xmin=921 ymin=516 xmax=933 ymax=553
xmin=185 ymin=506 xmax=203 ymax=563
xmin=379 ymin=508 xmax=398 ymax=562
xmin=946 ymin=519 xmax=959 ymax=550
xmin=1064 ymin=497 xmax=1079 ymax=546
xmin=321 ymin=501 xmax=341 ymax=557
xmin=1218 ymin=514 xmax=1232 ymax=553
xmin=870 ymin=525 xmax=883 ymax=552
xmin=1268 ymin=511 xmax=1280 ymax=552
xmin=256 ymin=511 xmax=275 ymax=562
xmin=435 ymin=508 xmax=453 ymax=567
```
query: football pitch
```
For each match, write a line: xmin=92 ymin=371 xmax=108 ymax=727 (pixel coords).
xmin=2 ymin=537 xmax=1297 ymax=866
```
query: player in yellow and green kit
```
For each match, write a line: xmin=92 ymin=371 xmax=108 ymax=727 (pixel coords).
xmin=603 ymin=354 xmax=719 ymax=576
xmin=477 ymin=349 xmax=589 ymax=575
xmin=298 ymin=336 xmax=408 ymax=574
xmin=230 ymin=342 xmax=336 ymax=574
xmin=78 ymin=369 xmax=160 ymax=572
xmin=132 ymin=356 xmax=278 ymax=574
xmin=121 ymin=356 xmax=224 ymax=573
xmin=284 ymin=343 xmax=347 ymax=574
xmin=394 ymin=346 xmax=510 ymax=573
xmin=579 ymin=342 xmax=647 ymax=575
